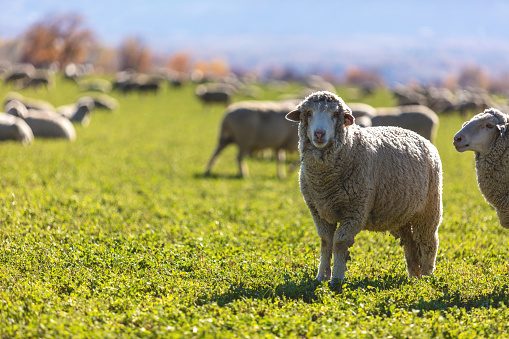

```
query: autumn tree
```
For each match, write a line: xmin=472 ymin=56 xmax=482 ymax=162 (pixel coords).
xmin=167 ymin=52 xmax=191 ymax=74
xmin=118 ymin=37 xmax=152 ymax=73
xmin=457 ymin=65 xmax=489 ymax=89
xmin=20 ymin=13 xmax=94 ymax=68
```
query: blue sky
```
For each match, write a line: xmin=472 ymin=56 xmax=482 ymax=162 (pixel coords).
xmin=1 ymin=1 xmax=509 ymax=83
xmin=2 ymin=0 xmax=508 ymax=49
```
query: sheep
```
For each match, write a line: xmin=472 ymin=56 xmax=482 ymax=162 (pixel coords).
xmin=3 ymin=63 xmax=35 ymax=87
xmin=371 ymin=105 xmax=439 ymax=143
xmin=453 ymin=108 xmax=509 ymax=228
xmin=205 ymin=100 xmax=300 ymax=178
xmin=195 ymin=84 xmax=232 ymax=107
xmin=78 ymin=94 xmax=118 ymax=111
xmin=4 ymin=92 xmax=55 ymax=112
xmin=57 ymin=97 xmax=95 ymax=126
xmin=348 ymin=102 xmax=376 ymax=127
xmin=0 ymin=113 xmax=34 ymax=145
xmin=285 ymin=91 xmax=442 ymax=285
xmin=6 ymin=100 xmax=76 ymax=141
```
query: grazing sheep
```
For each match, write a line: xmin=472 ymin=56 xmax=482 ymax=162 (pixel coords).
xmin=6 ymin=101 xmax=76 ymax=141
xmin=79 ymin=94 xmax=118 ymax=111
xmin=22 ymin=69 xmax=54 ymax=90
xmin=195 ymin=84 xmax=232 ymax=107
xmin=3 ymin=63 xmax=35 ymax=87
xmin=57 ymin=97 xmax=95 ymax=126
xmin=453 ymin=108 xmax=509 ymax=228
xmin=372 ymin=105 xmax=439 ymax=143
xmin=205 ymin=100 xmax=300 ymax=178
xmin=4 ymin=92 xmax=55 ymax=112
xmin=286 ymin=91 xmax=442 ymax=284
xmin=0 ymin=113 xmax=34 ymax=145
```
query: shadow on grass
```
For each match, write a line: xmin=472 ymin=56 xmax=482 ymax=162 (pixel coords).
xmin=194 ymin=172 xmax=244 ymax=180
xmin=344 ymin=274 xmax=409 ymax=292
xmin=410 ymin=283 xmax=509 ymax=312
xmin=197 ymin=274 xmax=321 ymax=307
xmin=197 ymin=272 xmax=411 ymax=307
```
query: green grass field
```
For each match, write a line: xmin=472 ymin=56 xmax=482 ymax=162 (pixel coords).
xmin=1 ymin=79 xmax=509 ymax=338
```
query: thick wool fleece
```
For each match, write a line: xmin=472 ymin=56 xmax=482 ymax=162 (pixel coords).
xmin=294 ymin=91 xmax=443 ymax=282
xmin=473 ymin=110 xmax=509 ymax=228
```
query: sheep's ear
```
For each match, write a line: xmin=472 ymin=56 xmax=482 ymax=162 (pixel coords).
xmin=286 ymin=109 xmax=301 ymax=122
xmin=497 ymin=123 xmax=507 ymax=137
xmin=344 ymin=113 xmax=355 ymax=126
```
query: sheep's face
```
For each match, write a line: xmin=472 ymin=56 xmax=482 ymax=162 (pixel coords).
xmin=286 ymin=92 xmax=354 ymax=149
xmin=453 ymin=113 xmax=504 ymax=154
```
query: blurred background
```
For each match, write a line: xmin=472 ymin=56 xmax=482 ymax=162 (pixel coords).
xmin=1 ymin=0 xmax=508 ymax=91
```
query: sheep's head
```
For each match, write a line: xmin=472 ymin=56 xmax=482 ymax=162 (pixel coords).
xmin=286 ymin=91 xmax=354 ymax=149
xmin=453 ymin=108 xmax=509 ymax=154
xmin=5 ymin=100 xmax=28 ymax=119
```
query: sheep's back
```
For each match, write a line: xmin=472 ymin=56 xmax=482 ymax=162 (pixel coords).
xmin=223 ymin=101 xmax=299 ymax=151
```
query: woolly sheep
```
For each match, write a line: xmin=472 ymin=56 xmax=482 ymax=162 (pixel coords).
xmin=453 ymin=108 xmax=509 ymax=228
xmin=348 ymin=102 xmax=376 ymax=127
xmin=57 ymin=97 xmax=95 ymax=126
xmin=205 ymin=100 xmax=300 ymax=178
xmin=79 ymin=94 xmax=118 ymax=111
xmin=372 ymin=105 xmax=439 ymax=143
xmin=195 ymin=84 xmax=232 ymax=106
xmin=4 ymin=92 xmax=55 ymax=112
xmin=286 ymin=91 xmax=442 ymax=284
xmin=0 ymin=112 xmax=34 ymax=145
xmin=6 ymin=100 xmax=76 ymax=141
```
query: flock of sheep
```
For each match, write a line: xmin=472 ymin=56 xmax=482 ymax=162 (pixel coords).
xmin=2 ymin=61 xmax=509 ymax=286
xmin=204 ymin=86 xmax=509 ymax=285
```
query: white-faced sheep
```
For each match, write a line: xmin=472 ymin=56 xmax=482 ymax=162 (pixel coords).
xmin=372 ymin=105 xmax=439 ymax=143
xmin=453 ymin=108 xmax=509 ymax=228
xmin=0 ymin=113 xmax=34 ymax=145
xmin=286 ymin=91 xmax=442 ymax=285
xmin=205 ymin=100 xmax=300 ymax=178
xmin=6 ymin=100 xmax=76 ymax=141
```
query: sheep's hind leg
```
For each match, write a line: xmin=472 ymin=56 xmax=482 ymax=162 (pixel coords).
xmin=237 ymin=149 xmax=249 ymax=177
xmin=417 ymin=231 xmax=438 ymax=276
xmin=393 ymin=222 xmax=421 ymax=278
xmin=204 ymin=138 xmax=230 ymax=175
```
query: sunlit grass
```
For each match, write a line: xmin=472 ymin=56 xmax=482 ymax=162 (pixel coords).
xmin=0 ymin=79 xmax=508 ymax=338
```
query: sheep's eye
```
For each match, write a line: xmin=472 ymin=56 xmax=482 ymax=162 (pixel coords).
xmin=307 ymin=112 xmax=313 ymax=119
xmin=332 ymin=111 xmax=340 ymax=119
xmin=486 ymin=124 xmax=494 ymax=129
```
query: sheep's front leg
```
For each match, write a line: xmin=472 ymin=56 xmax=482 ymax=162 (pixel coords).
xmin=331 ymin=219 xmax=362 ymax=282
xmin=313 ymin=215 xmax=337 ymax=282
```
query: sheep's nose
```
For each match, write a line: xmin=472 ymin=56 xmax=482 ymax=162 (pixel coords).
xmin=314 ymin=130 xmax=326 ymax=141
xmin=454 ymin=135 xmax=462 ymax=143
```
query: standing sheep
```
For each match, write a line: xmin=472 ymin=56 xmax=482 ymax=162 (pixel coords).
xmin=0 ymin=113 xmax=34 ymax=145
xmin=286 ymin=91 xmax=442 ymax=285
xmin=372 ymin=105 xmax=439 ymax=143
xmin=205 ymin=100 xmax=300 ymax=178
xmin=453 ymin=108 xmax=509 ymax=228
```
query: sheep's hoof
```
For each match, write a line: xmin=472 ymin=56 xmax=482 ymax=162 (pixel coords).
xmin=329 ymin=278 xmax=343 ymax=293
